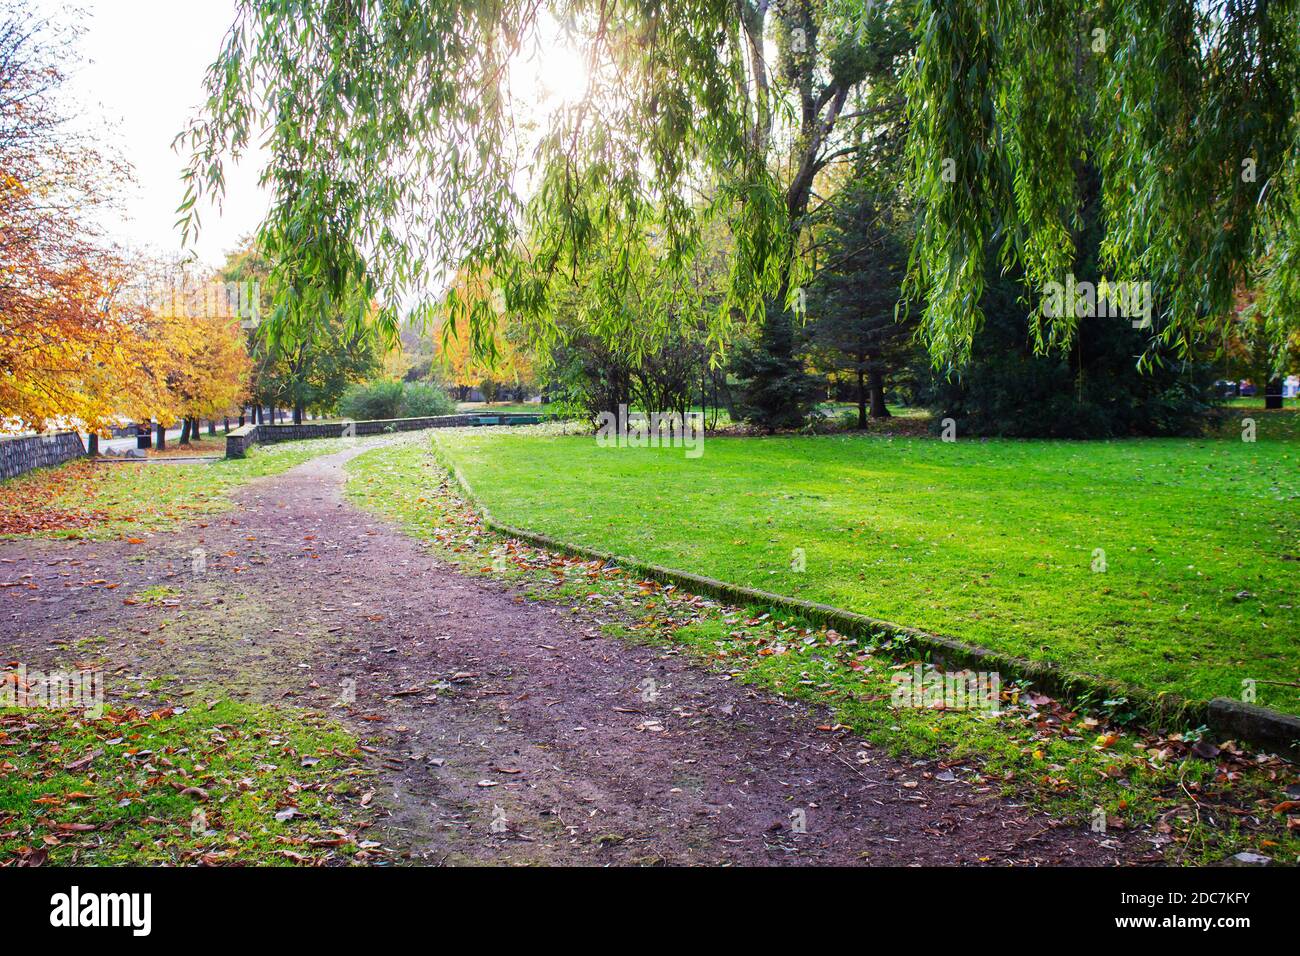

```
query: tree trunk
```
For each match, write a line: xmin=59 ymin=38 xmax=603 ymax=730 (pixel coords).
xmin=868 ymin=365 xmax=891 ymax=419
xmin=155 ymin=422 xmax=167 ymax=451
xmin=179 ymin=418 xmax=192 ymax=445
xmin=225 ymin=418 xmax=231 ymax=433
xmin=293 ymin=402 xmax=304 ymax=424
xmin=208 ymin=419 xmax=217 ymax=436
xmin=138 ymin=423 xmax=151 ymax=450
xmin=855 ymin=364 xmax=867 ymax=430
xmin=87 ymin=433 xmax=98 ymax=456
xmin=1265 ymin=377 xmax=1284 ymax=410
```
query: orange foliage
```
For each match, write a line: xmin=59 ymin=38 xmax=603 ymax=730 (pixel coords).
xmin=436 ymin=267 xmax=534 ymax=394
xmin=0 ymin=5 xmax=249 ymax=434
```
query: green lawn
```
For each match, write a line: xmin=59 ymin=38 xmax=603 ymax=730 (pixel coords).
xmin=1225 ymin=396 xmax=1298 ymax=409
xmin=346 ymin=439 xmax=1300 ymax=862
xmin=455 ymin=401 xmax=552 ymax=416
xmin=435 ymin=413 xmax=1300 ymax=713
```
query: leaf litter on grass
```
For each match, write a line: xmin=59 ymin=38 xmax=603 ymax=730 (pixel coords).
xmin=0 ymin=701 xmax=386 ymax=866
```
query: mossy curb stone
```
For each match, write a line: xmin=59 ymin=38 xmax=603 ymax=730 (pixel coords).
xmin=432 ymin=443 xmax=1299 ymax=761
xmin=1207 ymin=699 xmax=1300 ymax=761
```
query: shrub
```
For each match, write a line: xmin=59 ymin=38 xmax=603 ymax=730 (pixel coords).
xmin=339 ymin=380 xmax=406 ymax=420
xmin=400 ymin=382 xmax=457 ymax=417
xmin=338 ymin=380 xmax=456 ymax=421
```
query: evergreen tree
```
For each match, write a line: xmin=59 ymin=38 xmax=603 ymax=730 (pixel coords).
xmin=731 ymin=306 xmax=821 ymax=433
xmin=807 ymin=186 xmax=916 ymax=428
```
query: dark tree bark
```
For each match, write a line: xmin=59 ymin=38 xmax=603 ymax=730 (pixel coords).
xmin=293 ymin=402 xmax=304 ymax=424
xmin=155 ymin=422 xmax=167 ymax=451
xmin=868 ymin=365 xmax=891 ymax=419
xmin=138 ymin=423 xmax=152 ymax=449
xmin=208 ymin=419 xmax=217 ymax=436
xmin=855 ymin=362 xmax=867 ymax=429
xmin=1265 ymin=377 xmax=1284 ymax=410
xmin=87 ymin=433 xmax=98 ymax=456
xmin=179 ymin=418 xmax=192 ymax=445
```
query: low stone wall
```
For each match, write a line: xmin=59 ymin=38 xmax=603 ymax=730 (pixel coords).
xmin=224 ymin=414 xmax=505 ymax=459
xmin=353 ymin=415 xmax=478 ymax=436
xmin=0 ymin=432 xmax=86 ymax=480
xmin=255 ymin=422 xmax=351 ymax=443
xmin=224 ymin=424 xmax=261 ymax=459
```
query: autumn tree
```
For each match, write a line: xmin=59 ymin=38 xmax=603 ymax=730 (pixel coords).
xmin=436 ymin=266 xmax=535 ymax=404
xmin=153 ymin=287 xmax=251 ymax=444
xmin=0 ymin=1 xmax=168 ymax=439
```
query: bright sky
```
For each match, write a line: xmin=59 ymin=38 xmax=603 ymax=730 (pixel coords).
xmin=36 ymin=0 xmax=588 ymax=278
xmin=36 ymin=0 xmax=266 ymax=269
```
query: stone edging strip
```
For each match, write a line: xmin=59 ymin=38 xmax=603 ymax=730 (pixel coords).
xmin=430 ymin=440 xmax=1299 ymax=761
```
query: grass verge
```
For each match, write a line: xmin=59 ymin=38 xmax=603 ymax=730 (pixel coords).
xmin=0 ymin=699 xmax=378 ymax=865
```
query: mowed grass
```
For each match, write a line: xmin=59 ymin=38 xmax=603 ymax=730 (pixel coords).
xmin=436 ymin=411 xmax=1300 ymax=713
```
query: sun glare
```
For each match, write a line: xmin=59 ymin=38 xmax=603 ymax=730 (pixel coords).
xmin=536 ymin=46 xmax=591 ymax=108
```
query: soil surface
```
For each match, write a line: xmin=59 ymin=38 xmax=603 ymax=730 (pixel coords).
xmin=0 ymin=443 xmax=1145 ymax=865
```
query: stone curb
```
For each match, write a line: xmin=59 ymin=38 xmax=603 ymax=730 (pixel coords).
xmin=431 ymin=442 xmax=1299 ymax=761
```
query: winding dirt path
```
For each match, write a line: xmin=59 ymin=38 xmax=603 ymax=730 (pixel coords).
xmin=1 ymin=443 xmax=1142 ymax=865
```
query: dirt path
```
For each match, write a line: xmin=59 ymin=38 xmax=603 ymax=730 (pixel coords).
xmin=0 ymin=443 xmax=1142 ymax=865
